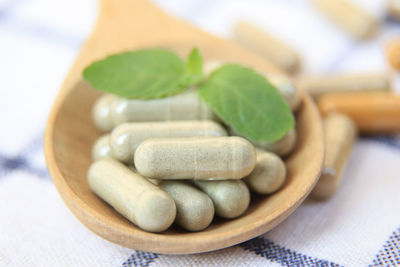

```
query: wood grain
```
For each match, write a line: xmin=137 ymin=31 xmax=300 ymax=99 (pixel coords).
xmin=44 ymin=0 xmax=324 ymax=254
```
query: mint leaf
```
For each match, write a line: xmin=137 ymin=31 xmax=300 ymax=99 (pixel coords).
xmin=83 ymin=48 xmax=201 ymax=99
xmin=198 ymin=64 xmax=294 ymax=142
xmin=182 ymin=48 xmax=203 ymax=86
xmin=186 ymin=48 xmax=203 ymax=76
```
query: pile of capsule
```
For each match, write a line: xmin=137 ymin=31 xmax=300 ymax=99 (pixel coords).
xmin=88 ymin=67 xmax=301 ymax=233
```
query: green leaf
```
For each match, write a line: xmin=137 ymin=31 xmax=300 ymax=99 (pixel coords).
xmin=82 ymin=48 xmax=202 ymax=99
xmin=186 ymin=48 xmax=203 ymax=76
xmin=182 ymin=48 xmax=204 ymax=86
xmin=198 ymin=64 xmax=294 ymax=142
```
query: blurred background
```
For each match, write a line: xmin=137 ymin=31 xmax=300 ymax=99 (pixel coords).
xmin=0 ymin=0 xmax=399 ymax=158
xmin=1 ymin=0 xmax=399 ymax=266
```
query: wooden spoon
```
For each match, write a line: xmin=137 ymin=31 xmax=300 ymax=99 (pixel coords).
xmin=44 ymin=0 xmax=324 ymax=254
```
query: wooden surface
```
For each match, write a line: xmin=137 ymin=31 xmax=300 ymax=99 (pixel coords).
xmin=44 ymin=0 xmax=324 ymax=254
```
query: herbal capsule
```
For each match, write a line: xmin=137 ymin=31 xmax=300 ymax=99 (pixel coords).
xmin=312 ymin=114 xmax=357 ymax=199
xmin=110 ymin=121 xmax=227 ymax=163
xmin=87 ymin=159 xmax=176 ymax=232
xmin=193 ymin=180 xmax=250 ymax=219
xmin=388 ymin=0 xmax=400 ymax=20
xmin=92 ymin=134 xmax=112 ymax=161
xmin=134 ymin=137 xmax=257 ymax=180
xmin=386 ymin=39 xmax=400 ymax=71
xmin=297 ymin=73 xmax=391 ymax=99
xmin=230 ymin=128 xmax=296 ymax=157
xmin=234 ymin=22 xmax=300 ymax=73
xmin=109 ymin=89 xmax=214 ymax=125
xmin=159 ymin=181 xmax=214 ymax=231
xmin=92 ymin=94 xmax=117 ymax=131
xmin=204 ymin=60 xmax=223 ymax=76
xmin=266 ymin=73 xmax=301 ymax=112
xmin=311 ymin=0 xmax=378 ymax=39
xmin=244 ymin=150 xmax=286 ymax=194
xmin=256 ymin=129 xmax=296 ymax=157
xmin=318 ymin=93 xmax=400 ymax=133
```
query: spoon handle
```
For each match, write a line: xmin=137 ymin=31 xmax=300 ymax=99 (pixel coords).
xmin=63 ymin=0 xmax=169 ymax=87
xmin=62 ymin=0 xmax=214 ymax=91
xmin=59 ymin=0 xmax=280 ymax=96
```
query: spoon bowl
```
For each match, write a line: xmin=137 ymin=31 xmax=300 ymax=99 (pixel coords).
xmin=44 ymin=0 xmax=324 ymax=254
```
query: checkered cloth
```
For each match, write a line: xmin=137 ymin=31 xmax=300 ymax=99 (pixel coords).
xmin=1 ymin=0 xmax=400 ymax=266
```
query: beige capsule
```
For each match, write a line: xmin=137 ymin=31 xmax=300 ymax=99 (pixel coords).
xmin=244 ymin=150 xmax=286 ymax=194
xmin=311 ymin=113 xmax=357 ymax=199
xmin=110 ymin=120 xmax=227 ymax=164
xmin=87 ymin=159 xmax=176 ymax=232
xmin=92 ymin=94 xmax=117 ymax=132
xmin=388 ymin=0 xmax=400 ymax=20
xmin=266 ymin=73 xmax=301 ymax=112
xmin=92 ymin=134 xmax=113 ymax=161
xmin=318 ymin=92 xmax=400 ymax=134
xmin=109 ymin=89 xmax=214 ymax=125
xmin=234 ymin=22 xmax=300 ymax=73
xmin=229 ymin=128 xmax=296 ymax=157
xmin=147 ymin=178 xmax=160 ymax=185
xmin=134 ymin=137 xmax=257 ymax=180
xmin=204 ymin=60 xmax=223 ymax=76
xmin=257 ymin=129 xmax=297 ymax=156
xmin=159 ymin=181 xmax=214 ymax=231
xmin=296 ymin=73 xmax=391 ymax=99
xmin=387 ymin=39 xmax=400 ymax=71
xmin=311 ymin=0 xmax=379 ymax=39
xmin=193 ymin=180 xmax=250 ymax=219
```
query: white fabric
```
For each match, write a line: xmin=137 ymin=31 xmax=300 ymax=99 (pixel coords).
xmin=1 ymin=0 xmax=400 ymax=266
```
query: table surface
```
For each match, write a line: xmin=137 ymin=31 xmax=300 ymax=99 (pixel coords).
xmin=0 ymin=0 xmax=399 ymax=266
